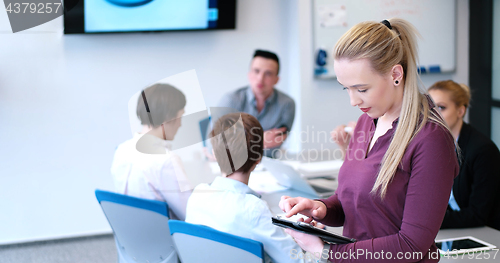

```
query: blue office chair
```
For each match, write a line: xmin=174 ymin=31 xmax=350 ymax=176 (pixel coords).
xmin=95 ymin=190 xmax=177 ymax=263
xmin=168 ymin=220 xmax=264 ymax=263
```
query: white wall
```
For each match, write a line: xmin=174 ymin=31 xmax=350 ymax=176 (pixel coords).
xmin=295 ymin=0 xmax=470 ymax=153
xmin=0 ymin=0 xmax=295 ymax=244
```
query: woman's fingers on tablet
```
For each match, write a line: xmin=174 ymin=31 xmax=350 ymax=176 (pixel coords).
xmin=285 ymin=202 xmax=303 ymax=217
xmin=311 ymin=201 xmax=328 ymax=220
xmin=311 ymin=208 xmax=320 ymax=218
xmin=297 ymin=216 xmax=314 ymax=225
xmin=280 ymin=195 xmax=291 ymax=201
xmin=286 ymin=198 xmax=313 ymax=217
xmin=281 ymin=196 xmax=305 ymax=216
xmin=316 ymin=222 xmax=326 ymax=229
xmin=280 ymin=196 xmax=320 ymax=218
xmin=284 ymin=198 xmax=297 ymax=214
xmin=278 ymin=196 xmax=291 ymax=212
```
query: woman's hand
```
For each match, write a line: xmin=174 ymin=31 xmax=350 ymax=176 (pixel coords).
xmin=330 ymin=121 xmax=356 ymax=159
xmin=331 ymin=122 xmax=356 ymax=147
xmin=285 ymin=227 xmax=325 ymax=257
xmin=279 ymin=196 xmax=327 ymax=220
xmin=263 ymin=128 xmax=288 ymax=149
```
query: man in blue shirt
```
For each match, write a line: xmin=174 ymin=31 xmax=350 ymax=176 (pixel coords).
xmin=218 ymin=50 xmax=295 ymax=158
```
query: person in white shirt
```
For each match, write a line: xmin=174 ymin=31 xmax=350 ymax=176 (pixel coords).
xmin=186 ymin=113 xmax=303 ymax=263
xmin=111 ymin=83 xmax=192 ymax=220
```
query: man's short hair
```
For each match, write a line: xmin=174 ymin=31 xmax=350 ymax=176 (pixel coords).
xmin=253 ymin=49 xmax=280 ymax=74
xmin=210 ymin=113 xmax=263 ymax=175
xmin=136 ymin=83 xmax=186 ymax=128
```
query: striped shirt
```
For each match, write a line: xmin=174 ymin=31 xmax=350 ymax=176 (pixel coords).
xmin=217 ymin=87 xmax=295 ymax=157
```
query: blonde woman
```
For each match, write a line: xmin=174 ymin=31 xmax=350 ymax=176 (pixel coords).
xmin=279 ymin=19 xmax=458 ymax=262
xmin=428 ymin=80 xmax=500 ymax=230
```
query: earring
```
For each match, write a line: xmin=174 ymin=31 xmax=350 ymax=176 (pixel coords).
xmin=395 ymin=80 xmax=399 ymax=85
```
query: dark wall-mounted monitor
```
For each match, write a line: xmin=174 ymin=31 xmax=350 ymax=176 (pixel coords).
xmin=64 ymin=0 xmax=236 ymax=34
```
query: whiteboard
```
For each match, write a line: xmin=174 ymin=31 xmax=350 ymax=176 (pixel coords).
xmin=313 ymin=0 xmax=456 ymax=79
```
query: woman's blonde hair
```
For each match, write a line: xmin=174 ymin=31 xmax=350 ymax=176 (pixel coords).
xmin=334 ymin=18 xmax=449 ymax=199
xmin=428 ymin=80 xmax=471 ymax=111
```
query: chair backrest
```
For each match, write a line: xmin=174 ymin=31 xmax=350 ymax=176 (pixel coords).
xmin=199 ymin=116 xmax=211 ymax=147
xmin=95 ymin=189 xmax=177 ymax=263
xmin=168 ymin=220 xmax=264 ymax=263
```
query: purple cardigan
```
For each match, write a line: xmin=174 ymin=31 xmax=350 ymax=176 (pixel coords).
xmin=319 ymin=113 xmax=458 ymax=262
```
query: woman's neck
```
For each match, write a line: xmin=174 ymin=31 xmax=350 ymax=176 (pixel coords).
xmin=451 ymin=119 xmax=464 ymax=140
xmin=383 ymin=99 xmax=403 ymax=123
xmin=225 ymin=171 xmax=250 ymax=185
xmin=140 ymin=125 xmax=166 ymax=140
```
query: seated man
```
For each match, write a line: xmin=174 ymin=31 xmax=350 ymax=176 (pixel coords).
xmin=186 ymin=113 xmax=303 ymax=263
xmin=111 ymin=83 xmax=192 ymax=220
xmin=218 ymin=50 xmax=295 ymax=158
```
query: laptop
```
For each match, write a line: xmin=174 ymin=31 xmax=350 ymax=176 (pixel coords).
xmin=261 ymin=157 xmax=336 ymax=198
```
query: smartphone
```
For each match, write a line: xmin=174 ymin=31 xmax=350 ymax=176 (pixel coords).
xmin=435 ymin=236 xmax=496 ymax=255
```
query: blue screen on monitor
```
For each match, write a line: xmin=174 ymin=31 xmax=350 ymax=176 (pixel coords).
xmin=84 ymin=0 xmax=218 ymax=33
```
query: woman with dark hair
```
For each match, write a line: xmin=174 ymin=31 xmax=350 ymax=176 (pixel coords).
xmin=111 ymin=83 xmax=192 ymax=221
xmin=186 ymin=113 xmax=304 ymax=263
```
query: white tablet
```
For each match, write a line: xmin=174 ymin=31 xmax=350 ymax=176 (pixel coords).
xmin=435 ymin=236 xmax=497 ymax=255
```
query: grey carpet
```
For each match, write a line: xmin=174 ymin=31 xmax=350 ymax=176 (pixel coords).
xmin=0 ymin=234 xmax=117 ymax=263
